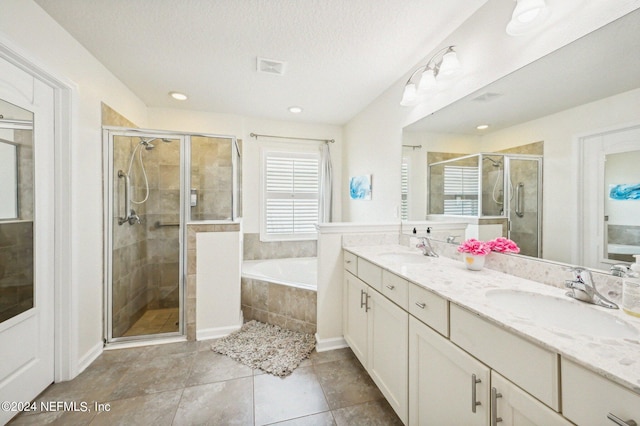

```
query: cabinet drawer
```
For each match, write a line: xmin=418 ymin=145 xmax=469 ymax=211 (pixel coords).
xmin=408 ymin=283 xmax=448 ymax=337
xmin=381 ymin=270 xmax=408 ymax=310
xmin=450 ymin=304 xmax=559 ymax=411
xmin=344 ymin=251 xmax=357 ymax=275
xmin=562 ymin=358 xmax=640 ymax=426
xmin=357 ymin=258 xmax=382 ymax=291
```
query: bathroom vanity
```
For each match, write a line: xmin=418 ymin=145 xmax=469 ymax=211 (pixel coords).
xmin=342 ymin=245 xmax=640 ymax=426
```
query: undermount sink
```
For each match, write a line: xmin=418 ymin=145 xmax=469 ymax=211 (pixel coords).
xmin=377 ymin=252 xmax=426 ymax=264
xmin=485 ymin=289 xmax=640 ymax=339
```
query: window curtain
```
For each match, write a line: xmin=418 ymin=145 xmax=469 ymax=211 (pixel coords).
xmin=319 ymin=142 xmax=333 ymax=223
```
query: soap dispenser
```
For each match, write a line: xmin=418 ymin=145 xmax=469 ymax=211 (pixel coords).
xmin=622 ymin=255 xmax=640 ymax=317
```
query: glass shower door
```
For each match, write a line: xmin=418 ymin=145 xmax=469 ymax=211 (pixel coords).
xmin=107 ymin=131 xmax=184 ymax=341
xmin=506 ymin=157 xmax=542 ymax=258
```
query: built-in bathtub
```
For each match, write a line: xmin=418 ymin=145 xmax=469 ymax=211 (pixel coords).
xmin=241 ymin=257 xmax=317 ymax=334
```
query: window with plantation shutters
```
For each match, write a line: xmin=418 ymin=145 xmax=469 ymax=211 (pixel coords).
xmin=443 ymin=165 xmax=479 ymax=215
xmin=262 ymin=151 xmax=320 ymax=240
xmin=401 ymin=159 xmax=409 ymax=220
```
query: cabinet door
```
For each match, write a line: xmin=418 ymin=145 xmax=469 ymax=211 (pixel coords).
xmin=368 ymin=289 xmax=409 ymax=424
xmin=562 ymin=358 xmax=640 ymax=426
xmin=343 ymin=271 xmax=369 ymax=367
xmin=491 ymin=372 xmax=571 ymax=426
xmin=409 ymin=316 xmax=490 ymax=426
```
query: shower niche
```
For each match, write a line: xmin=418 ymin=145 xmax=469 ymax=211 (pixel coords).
xmin=428 ymin=153 xmax=542 ymax=257
xmin=103 ymin=127 xmax=240 ymax=343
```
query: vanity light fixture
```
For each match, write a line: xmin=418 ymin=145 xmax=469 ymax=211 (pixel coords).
xmin=476 ymin=124 xmax=490 ymax=130
xmin=169 ymin=91 xmax=188 ymax=101
xmin=506 ymin=0 xmax=551 ymax=36
xmin=288 ymin=106 xmax=303 ymax=114
xmin=400 ymin=46 xmax=462 ymax=106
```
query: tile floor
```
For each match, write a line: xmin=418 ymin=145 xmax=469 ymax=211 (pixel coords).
xmin=122 ymin=308 xmax=180 ymax=337
xmin=9 ymin=341 xmax=402 ymax=425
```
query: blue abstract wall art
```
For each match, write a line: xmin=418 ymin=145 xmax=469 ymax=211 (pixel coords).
xmin=609 ymin=183 xmax=640 ymax=200
xmin=350 ymin=175 xmax=372 ymax=200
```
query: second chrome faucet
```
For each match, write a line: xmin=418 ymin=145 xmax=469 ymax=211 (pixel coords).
xmin=564 ymin=266 xmax=618 ymax=309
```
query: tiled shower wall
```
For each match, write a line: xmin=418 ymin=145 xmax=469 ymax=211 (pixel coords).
xmin=190 ymin=137 xmax=233 ymax=221
xmin=104 ymin=104 xmax=180 ymax=337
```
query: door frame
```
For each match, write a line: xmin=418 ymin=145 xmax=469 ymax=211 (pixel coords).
xmin=0 ymin=35 xmax=75 ymax=382
xmin=577 ymin=121 xmax=640 ymax=270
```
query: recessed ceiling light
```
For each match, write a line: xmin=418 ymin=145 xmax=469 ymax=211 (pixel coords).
xmin=169 ymin=91 xmax=188 ymax=101
xmin=476 ymin=124 xmax=490 ymax=130
xmin=288 ymin=106 xmax=303 ymax=114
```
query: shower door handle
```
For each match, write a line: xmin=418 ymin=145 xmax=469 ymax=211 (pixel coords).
xmin=118 ymin=170 xmax=132 ymax=225
xmin=515 ymin=182 xmax=524 ymax=218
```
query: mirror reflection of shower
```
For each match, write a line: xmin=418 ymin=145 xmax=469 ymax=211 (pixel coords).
xmin=428 ymin=152 xmax=543 ymax=257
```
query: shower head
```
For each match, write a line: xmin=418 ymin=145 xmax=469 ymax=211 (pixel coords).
xmin=483 ymin=157 xmax=502 ymax=167
xmin=138 ymin=137 xmax=156 ymax=150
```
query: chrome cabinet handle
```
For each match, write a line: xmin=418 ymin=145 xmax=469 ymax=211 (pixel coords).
xmin=471 ymin=374 xmax=481 ymax=413
xmin=365 ymin=294 xmax=371 ymax=312
xmin=491 ymin=387 xmax=503 ymax=426
xmin=608 ymin=413 xmax=638 ymax=426
xmin=415 ymin=302 xmax=426 ymax=309
xmin=360 ymin=289 xmax=366 ymax=309
xmin=345 ymin=260 xmax=352 ymax=264
xmin=386 ymin=284 xmax=395 ymax=290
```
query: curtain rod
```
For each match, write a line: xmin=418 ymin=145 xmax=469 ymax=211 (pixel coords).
xmin=403 ymin=144 xmax=422 ymax=149
xmin=250 ymin=132 xmax=335 ymax=144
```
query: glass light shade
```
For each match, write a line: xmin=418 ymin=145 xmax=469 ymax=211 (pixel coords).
xmin=436 ymin=50 xmax=461 ymax=80
xmin=400 ymin=82 xmax=418 ymax=106
xmin=417 ymin=68 xmax=436 ymax=94
xmin=506 ymin=0 xmax=550 ymax=36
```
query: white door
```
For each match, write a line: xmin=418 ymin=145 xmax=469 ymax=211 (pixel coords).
xmin=580 ymin=125 xmax=640 ymax=270
xmin=0 ymin=57 xmax=55 ymax=424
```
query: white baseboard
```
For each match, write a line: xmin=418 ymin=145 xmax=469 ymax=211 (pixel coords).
xmin=76 ymin=341 xmax=103 ymax=377
xmin=196 ymin=323 xmax=242 ymax=341
xmin=315 ymin=334 xmax=348 ymax=352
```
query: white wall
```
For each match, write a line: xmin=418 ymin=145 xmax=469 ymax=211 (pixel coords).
xmin=1 ymin=0 xmax=149 ymax=373
xmin=148 ymin=109 xmax=344 ymax=233
xmin=343 ymin=0 xmax=640 ymax=223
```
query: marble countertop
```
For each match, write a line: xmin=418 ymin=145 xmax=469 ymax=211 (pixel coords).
xmin=344 ymin=244 xmax=640 ymax=395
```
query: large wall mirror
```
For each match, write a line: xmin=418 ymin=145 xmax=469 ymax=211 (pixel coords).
xmin=0 ymin=98 xmax=35 ymax=323
xmin=401 ymin=9 xmax=640 ymax=269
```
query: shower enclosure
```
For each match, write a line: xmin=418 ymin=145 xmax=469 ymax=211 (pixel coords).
xmin=428 ymin=153 xmax=542 ymax=257
xmin=103 ymin=127 xmax=240 ymax=343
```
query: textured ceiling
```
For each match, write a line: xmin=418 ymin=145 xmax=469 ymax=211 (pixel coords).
xmin=34 ymin=0 xmax=487 ymax=124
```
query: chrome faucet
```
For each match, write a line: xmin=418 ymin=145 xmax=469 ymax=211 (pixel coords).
xmin=564 ymin=266 xmax=618 ymax=309
xmin=416 ymin=236 xmax=438 ymax=257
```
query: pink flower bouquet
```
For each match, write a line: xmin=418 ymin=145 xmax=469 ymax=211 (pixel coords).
xmin=487 ymin=237 xmax=520 ymax=254
xmin=457 ymin=239 xmax=491 ymax=256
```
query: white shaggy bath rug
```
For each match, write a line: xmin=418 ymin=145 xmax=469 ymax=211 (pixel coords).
xmin=210 ymin=320 xmax=316 ymax=377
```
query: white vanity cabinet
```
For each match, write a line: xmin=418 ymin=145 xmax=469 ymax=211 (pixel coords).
xmin=343 ymin=269 xmax=409 ymax=424
xmin=409 ymin=315 xmax=570 ymax=426
xmin=561 ymin=359 xmax=640 ymax=426
xmin=409 ymin=316 xmax=490 ymax=425
xmin=491 ymin=371 xmax=571 ymax=426
xmin=343 ymin=271 xmax=369 ymax=365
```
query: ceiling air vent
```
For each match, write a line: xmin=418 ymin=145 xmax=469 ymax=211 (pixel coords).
xmin=257 ymin=57 xmax=286 ymax=75
xmin=472 ymin=92 xmax=502 ymax=103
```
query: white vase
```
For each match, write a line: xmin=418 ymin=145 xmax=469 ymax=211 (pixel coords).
xmin=463 ymin=253 xmax=485 ymax=271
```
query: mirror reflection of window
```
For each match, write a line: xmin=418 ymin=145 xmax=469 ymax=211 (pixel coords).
xmin=605 ymin=150 xmax=640 ymax=262
xmin=0 ymin=98 xmax=35 ymax=323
